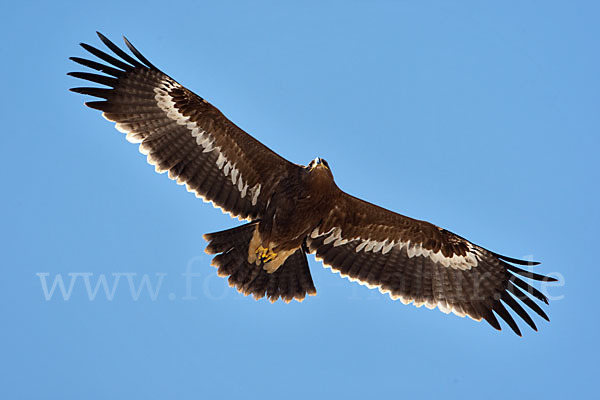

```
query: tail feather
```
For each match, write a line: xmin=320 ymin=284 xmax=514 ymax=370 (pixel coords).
xmin=203 ymin=222 xmax=317 ymax=303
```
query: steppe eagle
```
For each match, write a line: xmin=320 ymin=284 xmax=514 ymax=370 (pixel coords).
xmin=69 ymin=33 xmax=556 ymax=335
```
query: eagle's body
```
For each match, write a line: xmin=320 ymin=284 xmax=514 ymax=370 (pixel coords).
xmin=252 ymin=159 xmax=336 ymax=270
xmin=69 ymin=33 xmax=557 ymax=335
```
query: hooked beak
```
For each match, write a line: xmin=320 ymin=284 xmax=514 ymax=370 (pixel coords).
xmin=310 ymin=157 xmax=328 ymax=171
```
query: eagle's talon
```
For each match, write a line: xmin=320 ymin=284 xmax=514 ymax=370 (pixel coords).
xmin=256 ymin=246 xmax=277 ymax=263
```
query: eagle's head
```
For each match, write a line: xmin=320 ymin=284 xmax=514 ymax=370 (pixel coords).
xmin=307 ymin=157 xmax=334 ymax=183
xmin=307 ymin=157 xmax=330 ymax=171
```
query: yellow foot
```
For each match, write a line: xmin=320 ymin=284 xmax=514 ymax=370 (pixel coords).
xmin=256 ymin=246 xmax=278 ymax=263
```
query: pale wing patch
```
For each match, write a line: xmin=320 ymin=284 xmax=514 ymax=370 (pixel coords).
xmin=310 ymin=227 xmax=480 ymax=270
xmin=153 ymin=81 xmax=263 ymax=201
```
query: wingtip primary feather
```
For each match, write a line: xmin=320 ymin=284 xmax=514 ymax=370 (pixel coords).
xmin=69 ymin=87 xmax=111 ymax=99
xmin=507 ymin=281 xmax=550 ymax=321
xmin=67 ymin=70 xmax=119 ymax=88
xmin=509 ymin=274 xmax=551 ymax=304
xmin=481 ymin=308 xmax=502 ymax=331
xmin=94 ymin=32 xmax=145 ymax=69
xmin=494 ymin=252 xmax=541 ymax=266
xmin=493 ymin=301 xmax=522 ymax=336
xmin=84 ymin=101 xmax=108 ymax=110
xmin=122 ymin=35 xmax=158 ymax=70
xmin=501 ymin=291 xmax=538 ymax=332
xmin=506 ymin=264 xmax=557 ymax=283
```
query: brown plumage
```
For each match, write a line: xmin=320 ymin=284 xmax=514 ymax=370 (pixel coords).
xmin=69 ymin=33 xmax=557 ymax=335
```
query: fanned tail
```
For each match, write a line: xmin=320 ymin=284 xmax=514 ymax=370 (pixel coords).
xmin=203 ymin=222 xmax=317 ymax=303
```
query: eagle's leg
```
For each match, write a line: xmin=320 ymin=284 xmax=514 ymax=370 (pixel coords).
xmin=247 ymin=226 xmax=295 ymax=273
xmin=254 ymin=245 xmax=295 ymax=273
xmin=247 ymin=227 xmax=262 ymax=265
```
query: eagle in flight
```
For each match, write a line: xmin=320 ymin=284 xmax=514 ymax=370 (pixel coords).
xmin=69 ymin=33 xmax=556 ymax=335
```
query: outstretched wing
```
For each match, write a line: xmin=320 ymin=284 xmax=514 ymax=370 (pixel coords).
xmin=307 ymin=192 xmax=556 ymax=335
xmin=69 ymin=32 xmax=300 ymax=221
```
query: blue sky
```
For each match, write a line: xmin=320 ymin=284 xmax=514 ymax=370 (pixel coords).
xmin=1 ymin=1 xmax=598 ymax=399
